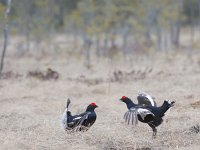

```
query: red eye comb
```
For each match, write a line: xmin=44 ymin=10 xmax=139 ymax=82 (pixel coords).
xmin=121 ymin=96 xmax=126 ymax=100
xmin=90 ymin=102 xmax=97 ymax=106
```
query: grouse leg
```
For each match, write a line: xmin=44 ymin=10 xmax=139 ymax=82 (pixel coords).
xmin=148 ymin=123 xmax=157 ymax=138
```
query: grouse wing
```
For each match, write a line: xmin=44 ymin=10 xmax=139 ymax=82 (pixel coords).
xmin=137 ymin=91 xmax=157 ymax=106
xmin=124 ymin=107 xmax=155 ymax=125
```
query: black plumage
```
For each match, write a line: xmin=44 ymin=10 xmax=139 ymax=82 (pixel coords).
xmin=61 ymin=98 xmax=98 ymax=132
xmin=120 ymin=95 xmax=175 ymax=137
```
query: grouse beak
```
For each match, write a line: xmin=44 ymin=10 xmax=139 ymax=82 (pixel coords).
xmin=119 ymin=98 xmax=125 ymax=102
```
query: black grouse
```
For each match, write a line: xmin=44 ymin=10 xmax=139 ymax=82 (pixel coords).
xmin=120 ymin=95 xmax=175 ymax=137
xmin=61 ymin=98 xmax=98 ymax=132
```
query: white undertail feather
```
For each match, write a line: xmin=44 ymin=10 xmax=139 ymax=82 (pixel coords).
xmin=61 ymin=108 xmax=68 ymax=129
xmin=61 ymin=98 xmax=72 ymax=130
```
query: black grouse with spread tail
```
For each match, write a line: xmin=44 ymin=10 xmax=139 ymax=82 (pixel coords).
xmin=61 ymin=98 xmax=98 ymax=132
xmin=120 ymin=95 xmax=175 ymax=137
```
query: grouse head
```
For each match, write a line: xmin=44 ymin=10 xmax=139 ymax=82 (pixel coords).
xmin=86 ymin=102 xmax=98 ymax=111
xmin=120 ymin=96 xmax=131 ymax=102
xmin=120 ymin=96 xmax=135 ymax=109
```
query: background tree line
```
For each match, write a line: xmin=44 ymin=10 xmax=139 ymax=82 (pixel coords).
xmin=0 ymin=0 xmax=200 ymax=58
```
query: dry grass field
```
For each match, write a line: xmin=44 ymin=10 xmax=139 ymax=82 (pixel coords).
xmin=0 ymin=52 xmax=200 ymax=150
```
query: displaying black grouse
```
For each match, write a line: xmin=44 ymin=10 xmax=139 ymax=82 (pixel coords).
xmin=120 ymin=95 xmax=175 ymax=137
xmin=61 ymin=98 xmax=98 ymax=132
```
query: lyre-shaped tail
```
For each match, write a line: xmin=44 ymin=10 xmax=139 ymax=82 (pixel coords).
xmin=66 ymin=98 xmax=71 ymax=109
xmin=62 ymin=98 xmax=71 ymax=130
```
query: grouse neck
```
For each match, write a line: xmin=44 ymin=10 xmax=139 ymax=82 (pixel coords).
xmin=86 ymin=105 xmax=95 ymax=112
xmin=124 ymin=98 xmax=136 ymax=109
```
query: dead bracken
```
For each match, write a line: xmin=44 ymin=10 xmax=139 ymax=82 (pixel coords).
xmin=27 ymin=68 xmax=59 ymax=80
xmin=111 ymin=68 xmax=153 ymax=82
xmin=190 ymin=101 xmax=200 ymax=109
xmin=0 ymin=71 xmax=22 ymax=79
xmin=189 ymin=124 xmax=200 ymax=134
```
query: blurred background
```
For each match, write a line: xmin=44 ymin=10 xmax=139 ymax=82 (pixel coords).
xmin=0 ymin=0 xmax=200 ymax=60
xmin=0 ymin=1 xmax=200 ymax=150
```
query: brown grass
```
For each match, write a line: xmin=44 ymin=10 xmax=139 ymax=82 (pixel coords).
xmin=0 ymin=52 xmax=200 ymax=150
